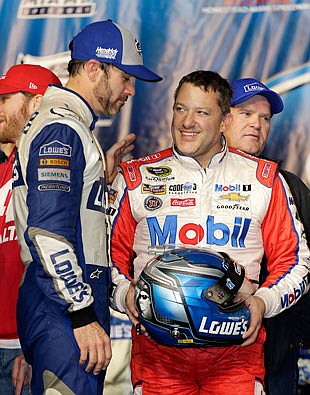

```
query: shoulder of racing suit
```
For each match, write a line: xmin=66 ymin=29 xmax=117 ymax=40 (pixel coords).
xmin=228 ymin=147 xmax=278 ymax=188
xmin=118 ymin=147 xmax=173 ymax=190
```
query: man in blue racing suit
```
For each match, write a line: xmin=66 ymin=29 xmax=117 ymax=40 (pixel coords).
xmin=12 ymin=20 xmax=162 ymax=395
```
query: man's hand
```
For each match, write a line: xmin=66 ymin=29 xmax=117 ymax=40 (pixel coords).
xmin=12 ymin=354 xmax=32 ymax=395
xmin=73 ymin=321 xmax=112 ymax=375
xmin=105 ymin=133 xmax=136 ymax=184
xmin=240 ymin=294 xmax=266 ymax=347
xmin=125 ymin=279 xmax=149 ymax=336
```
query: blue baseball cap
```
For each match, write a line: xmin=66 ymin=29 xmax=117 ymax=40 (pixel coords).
xmin=231 ymin=78 xmax=283 ymax=114
xmin=70 ymin=20 xmax=162 ymax=82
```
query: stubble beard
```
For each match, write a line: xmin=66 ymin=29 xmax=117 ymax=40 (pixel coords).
xmin=94 ymin=77 xmax=123 ymax=117
xmin=0 ymin=103 xmax=29 ymax=144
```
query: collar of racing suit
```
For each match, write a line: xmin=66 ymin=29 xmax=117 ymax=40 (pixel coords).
xmin=172 ymin=135 xmax=227 ymax=170
xmin=42 ymin=85 xmax=99 ymax=131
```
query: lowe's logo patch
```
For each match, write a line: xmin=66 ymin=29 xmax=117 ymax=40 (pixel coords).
xmin=147 ymin=215 xmax=251 ymax=247
xmin=39 ymin=140 xmax=72 ymax=157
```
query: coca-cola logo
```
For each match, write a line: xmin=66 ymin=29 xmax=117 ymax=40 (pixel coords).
xmin=170 ymin=198 xmax=196 ymax=207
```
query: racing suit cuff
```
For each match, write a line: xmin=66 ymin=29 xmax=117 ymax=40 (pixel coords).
xmin=254 ymin=287 xmax=275 ymax=318
xmin=69 ymin=304 xmax=98 ymax=329
xmin=110 ymin=280 xmax=130 ymax=313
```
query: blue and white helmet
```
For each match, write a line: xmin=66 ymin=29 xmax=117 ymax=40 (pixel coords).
xmin=134 ymin=246 xmax=250 ymax=347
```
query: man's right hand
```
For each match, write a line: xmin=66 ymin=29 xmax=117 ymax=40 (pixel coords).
xmin=73 ymin=321 xmax=112 ymax=375
xmin=12 ymin=354 xmax=31 ymax=395
xmin=125 ymin=279 xmax=149 ymax=336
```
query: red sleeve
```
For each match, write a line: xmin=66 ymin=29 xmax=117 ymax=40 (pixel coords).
xmin=262 ymin=175 xmax=302 ymax=287
xmin=111 ymin=190 xmax=137 ymax=280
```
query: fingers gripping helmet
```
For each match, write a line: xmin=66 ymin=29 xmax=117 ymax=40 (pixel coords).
xmin=134 ymin=246 xmax=250 ymax=347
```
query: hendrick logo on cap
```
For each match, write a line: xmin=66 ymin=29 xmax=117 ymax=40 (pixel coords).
xmin=96 ymin=46 xmax=118 ymax=60
xmin=244 ymin=83 xmax=265 ymax=93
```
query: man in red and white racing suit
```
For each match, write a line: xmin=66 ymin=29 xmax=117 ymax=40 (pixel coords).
xmin=109 ymin=71 xmax=310 ymax=395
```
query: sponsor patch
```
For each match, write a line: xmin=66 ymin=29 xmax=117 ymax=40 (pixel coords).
xmin=40 ymin=158 xmax=69 ymax=167
xmin=38 ymin=183 xmax=70 ymax=192
xmin=146 ymin=166 xmax=172 ymax=177
xmin=215 ymin=184 xmax=251 ymax=192
xmin=39 ymin=140 xmax=72 ymax=157
xmin=38 ymin=168 xmax=70 ymax=182
xmin=262 ymin=163 xmax=272 ymax=178
xmin=169 ymin=182 xmax=197 ymax=194
xmin=108 ymin=189 xmax=118 ymax=204
xmin=127 ymin=166 xmax=136 ymax=182
xmin=144 ymin=196 xmax=163 ymax=211
xmin=126 ymin=153 xmax=162 ymax=165
xmin=220 ymin=193 xmax=249 ymax=202
xmin=142 ymin=184 xmax=166 ymax=195
xmin=171 ymin=198 xmax=196 ymax=207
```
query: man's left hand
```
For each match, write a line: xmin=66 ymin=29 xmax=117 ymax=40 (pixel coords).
xmin=105 ymin=133 xmax=136 ymax=184
xmin=240 ymin=294 xmax=266 ymax=347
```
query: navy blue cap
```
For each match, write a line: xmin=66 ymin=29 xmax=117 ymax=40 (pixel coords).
xmin=231 ymin=78 xmax=283 ymax=114
xmin=70 ymin=20 xmax=162 ymax=82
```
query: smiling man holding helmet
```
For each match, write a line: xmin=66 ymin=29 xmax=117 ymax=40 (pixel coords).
xmin=109 ymin=70 xmax=309 ymax=395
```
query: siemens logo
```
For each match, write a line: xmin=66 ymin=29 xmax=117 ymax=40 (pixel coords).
xmin=147 ymin=215 xmax=251 ymax=247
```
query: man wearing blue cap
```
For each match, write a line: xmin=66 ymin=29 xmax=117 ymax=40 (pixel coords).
xmin=12 ymin=20 xmax=162 ymax=395
xmin=224 ymin=77 xmax=310 ymax=395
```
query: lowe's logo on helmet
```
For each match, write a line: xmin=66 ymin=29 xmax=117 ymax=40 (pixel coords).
xmin=147 ymin=215 xmax=251 ymax=247
xmin=199 ymin=316 xmax=249 ymax=336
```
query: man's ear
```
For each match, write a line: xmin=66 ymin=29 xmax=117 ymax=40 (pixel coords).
xmin=84 ymin=60 xmax=102 ymax=82
xmin=31 ymin=94 xmax=43 ymax=112
xmin=220 ymin=112 xmax=233 ymax=133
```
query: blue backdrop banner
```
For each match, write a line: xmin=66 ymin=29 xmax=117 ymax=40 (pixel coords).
xmin=1 ymin=0 xmax=309 ymax=183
